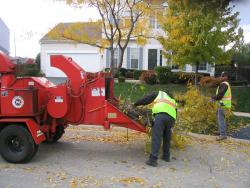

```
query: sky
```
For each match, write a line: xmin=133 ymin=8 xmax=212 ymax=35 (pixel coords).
xmin=0 ymin=0 xmax=250 ymax=58
xmin=0 ymin=0 xmax=99 ymax=58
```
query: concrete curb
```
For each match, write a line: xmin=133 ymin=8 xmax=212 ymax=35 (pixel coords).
xmin=186 ymin=132 xmax=250 ymax=144
xmin=233 ymin=112 xmax=250 ymax=117
xmin=114 ymin=79 xmax=142 ymax=84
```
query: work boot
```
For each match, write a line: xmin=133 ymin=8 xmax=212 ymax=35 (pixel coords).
xmin=146 ymin=159 xmax=157 ymax=167
xmin=161 ymin=156 xmax=170 ymax=162
xmin=216 ymin=135 xmax=227 ymax=141
xmin=146 ymin=154 xmax=158 ymax=167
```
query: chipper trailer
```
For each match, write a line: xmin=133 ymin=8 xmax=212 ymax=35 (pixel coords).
xmin=0 ymin=51 xmax=146 ymax=163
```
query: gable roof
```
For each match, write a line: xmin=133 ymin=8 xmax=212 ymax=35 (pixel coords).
xmin=40 ymin=22 xmax=102 ymax=44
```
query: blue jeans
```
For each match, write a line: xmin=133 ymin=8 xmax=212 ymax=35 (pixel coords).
xmin=217 ymin=108 xmax=227 ymax=137
xmin=150 ymin=113 xmax=175 ymax=160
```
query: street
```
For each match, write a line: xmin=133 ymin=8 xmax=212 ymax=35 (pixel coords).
xmin=0 ymin=126 xmax=250 ymax=188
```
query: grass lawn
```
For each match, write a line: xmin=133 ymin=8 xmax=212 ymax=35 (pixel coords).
xmin=114 ymin=82 xmax=250 ymax=113
xmin=114 ymin=82 xmax=187 ymax=102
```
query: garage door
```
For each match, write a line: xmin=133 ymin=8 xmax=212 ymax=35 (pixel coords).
xmin=46 ymin=53 xmax=100 ymax=77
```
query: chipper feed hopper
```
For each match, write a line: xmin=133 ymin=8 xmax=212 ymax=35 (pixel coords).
xmin=0 ymin=52 xmax=146 ymax=163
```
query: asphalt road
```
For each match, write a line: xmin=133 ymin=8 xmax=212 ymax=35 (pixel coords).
xmin=0 ymin=126 xmax=250 ymax=188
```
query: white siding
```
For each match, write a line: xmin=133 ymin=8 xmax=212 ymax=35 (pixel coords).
xmin=0 ymin=18 xmax=10 ymax=54
xmin=41 ymin=37 xmax=214 ymax=76
xmin=41 ymin=43 xmax=104 ymax=77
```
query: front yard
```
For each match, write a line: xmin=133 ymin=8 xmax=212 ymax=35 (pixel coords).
xmin=114 ymin=83 xmax=250 ymax=113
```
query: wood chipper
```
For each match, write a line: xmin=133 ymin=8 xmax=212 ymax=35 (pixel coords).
xmin=0 ymin=52 xmax=146 ymax=163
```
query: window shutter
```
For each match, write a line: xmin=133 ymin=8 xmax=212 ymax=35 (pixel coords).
xmin=183 ymin=65 xmax=187 ymax=71
xmin=117 ymin=48 xmax=120 ymax=68
xmin=192 ymin=65 xmax=196 ymax=72
xmin=139 ymin=47 xmax=143 ymax=70
xmin=106 ymin=50 xmax=110 ymax=68
xmin=127 ymin=47 xmax=131 ymax=69
xmin=207 ymin=63 xmax=211 ymax=72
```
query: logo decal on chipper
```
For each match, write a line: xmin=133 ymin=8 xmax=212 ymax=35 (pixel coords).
xmin=12 ymin=96 xmax=24 ymax=109
xmin=36 ymin=130 xmax=43 ymax=137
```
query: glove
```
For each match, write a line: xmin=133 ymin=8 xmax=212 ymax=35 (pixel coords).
xmin=209 ymin=97 xmax=215 ymax=102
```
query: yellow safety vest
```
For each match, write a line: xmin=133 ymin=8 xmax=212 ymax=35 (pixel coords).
xmin=152 ymin=91 xmax=177 ymax=119
xmin=216 ymin=81 xmax=232 ymax=109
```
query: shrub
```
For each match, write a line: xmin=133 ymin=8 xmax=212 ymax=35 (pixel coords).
xmin=119 ymin=68 xmax=127 ymax=77
xmin=230 ymin=80 xmax=248 ymax=86
xmin=15 ymin=64 xmax=43 ymax=77
xmin=154 ymin=66 xmax=172 ymax=84
xmin=133 ymin=70 xmax=144 ymax=80
xmin=169 ymin=72 xmax=180 ymax=83
xmin=125 ymin=71 xmax=134 ymax=79
xmin=118 ymin=76 xmax=126 ymax=83
xmin=170 ymin=72 xmax=207 ymax=84
xmin=199 ymin=76 xmax=224 ymax=87
xmin=140 ymin=70 xmax=157 ymax=85
xmin=104 ymin=68 xmax=110 ymax=72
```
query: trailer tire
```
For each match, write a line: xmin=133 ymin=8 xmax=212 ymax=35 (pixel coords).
xmin=0 ymin=125 xmax=37 ymax=163
xmin=46 ymin=126 xmax=65 ymax=143
xmin=53 ymin=126 xmax=65 ymax=142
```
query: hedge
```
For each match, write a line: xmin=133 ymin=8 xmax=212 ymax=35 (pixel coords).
xmin=140 ymin=70 xmax=157 ymax=85
xmin=154 ymin=66 xmax=172 ymax=84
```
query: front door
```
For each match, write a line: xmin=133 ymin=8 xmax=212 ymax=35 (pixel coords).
xmin=148 ymin=49 xmax=157 ymax=70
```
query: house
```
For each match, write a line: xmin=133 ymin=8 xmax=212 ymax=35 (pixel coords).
xmin=40 ymin=22 xmax=167 ymax=78
xmin=40 ymin=1 xmax=214 ymax=78
xmin=0 ymin=18 xmax=10 ymax=55
xmin=40 ymin=22 xmax=104 ymax=78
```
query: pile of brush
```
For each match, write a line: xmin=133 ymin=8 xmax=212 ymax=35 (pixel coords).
xmin=118 ymin=99 xmax=153 ymax=127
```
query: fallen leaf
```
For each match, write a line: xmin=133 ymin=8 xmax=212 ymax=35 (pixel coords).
xmin=69 ymin=177 xmax=78 ymax=188
xmin=119 ymin=177 xmax=146 ymax=186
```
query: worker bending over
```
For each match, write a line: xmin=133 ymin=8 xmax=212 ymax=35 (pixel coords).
xmin=134 ymin=90 xmax=177 ymax=167
xmin=211 ymin=72 xmax=232 ymax=141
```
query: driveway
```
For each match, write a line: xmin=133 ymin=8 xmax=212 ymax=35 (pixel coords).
xmin=1 ymin=126 xmax=249 ymax=188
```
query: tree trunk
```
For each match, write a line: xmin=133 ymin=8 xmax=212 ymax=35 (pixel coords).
xmin=110 ymin=48 xmax=115 ymax=76
xmin=195 ymin=61 xmax=199 ymax=86
xmin=117 ymin=48 xmax=125 ymax=74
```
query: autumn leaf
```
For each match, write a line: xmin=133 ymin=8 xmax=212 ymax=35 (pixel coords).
xmin=118 ymin=177 xmax=146 ymax=186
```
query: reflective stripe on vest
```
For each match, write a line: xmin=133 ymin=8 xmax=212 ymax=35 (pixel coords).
xmin=216 ymin=81 xmax=232 ymax=108
xmin=154 ymin=98 xmax=177 ymax=109
xmin=152 ymin=91 xmax=177 ymax=120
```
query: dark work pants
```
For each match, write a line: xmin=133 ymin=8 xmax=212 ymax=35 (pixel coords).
xmin=217 ymin=107 xmax=227 ymax=137
xmin=150 ymin=113 xmax=175 ymax=160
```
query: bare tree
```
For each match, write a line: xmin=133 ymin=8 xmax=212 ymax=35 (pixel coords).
xmin=54 ymin=0 xmax=151 ymax=75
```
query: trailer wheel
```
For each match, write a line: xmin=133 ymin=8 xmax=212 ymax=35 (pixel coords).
xmin=52 ymin=126 xmax=65 ymax=142
xmin=46 ymin=126 xmax=65 ymax=143
xmin=0 ymin=125 xmax=37 ymax=163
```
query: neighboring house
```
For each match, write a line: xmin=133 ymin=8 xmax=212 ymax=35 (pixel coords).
xmin=40 ymin=22 xmax=104 ymax=78
xmin=40 ymin=22 xmax=165 ymax=78
xmin=0 ymin=18 xmax=10 ymax=55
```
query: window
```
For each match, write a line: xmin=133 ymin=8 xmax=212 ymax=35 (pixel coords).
xmin=157 ymin=22 xmax=161 ymax=29
xmin=130 ymin=48 xmax=139 ymax=69
xmin=149 ymin=16 xmax=156 ymax=28
xmin=198 ymin=62 xmax=207 ymax=71
xmin=160 ymin=50 xmax=163 ymax=66
xmin=172 ymin=65 xmax=179 ymax=69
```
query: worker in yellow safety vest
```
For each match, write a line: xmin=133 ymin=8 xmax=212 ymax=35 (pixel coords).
xmin=134 ymin=90 xmax=177 ymax=167
xmin=211 ymin=72 xmax=232 ymax=141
